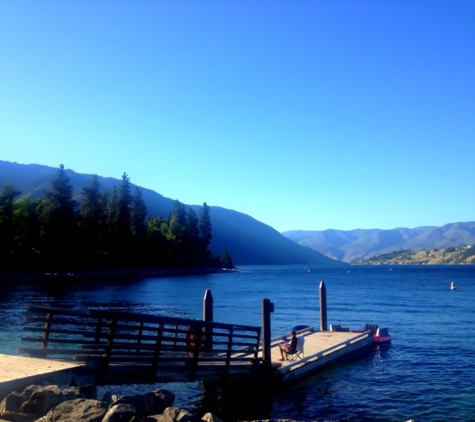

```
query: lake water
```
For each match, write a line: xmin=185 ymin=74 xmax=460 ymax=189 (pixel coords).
xmin=1 ymin=265 xmax=474 ymax=422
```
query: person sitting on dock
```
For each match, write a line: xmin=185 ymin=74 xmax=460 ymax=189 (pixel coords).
xmin=279 ymin=330 xmax=297 ymax=361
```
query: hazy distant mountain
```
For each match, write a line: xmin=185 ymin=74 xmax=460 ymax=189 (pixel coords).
xmin=283 ymin=223 xmax=475 ymax=263
xmin=0 ymin=160 xmax=343 ymax=266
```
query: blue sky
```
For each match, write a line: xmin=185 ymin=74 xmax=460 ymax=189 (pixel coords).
xmin=1 ymin=1 xmax=474 ymax=232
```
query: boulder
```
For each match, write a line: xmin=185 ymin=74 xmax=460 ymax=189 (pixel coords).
xmin=111 ymin=390 xmax=175 ymax=417
xmin=161 ymin=407 xmax=201 ymax=422
xmin=102 ymin=391 xmax=117 ymax=407
xmin=0 ymin=391 xmax=28 ymax=413
xmin=41 ymin=398 xmax=108 ymax=422
xmin=201 ymin=412 xmax=223 ymax=422
xmin=102 ymin=403 xmax=139 ymax=422
xmin=19 ymin=385 xmax=97 ymax=417
xmin=1 ymin=384 xmax=225 ymax=422
xmin=0 ymin=410 xmax=37 ymax=422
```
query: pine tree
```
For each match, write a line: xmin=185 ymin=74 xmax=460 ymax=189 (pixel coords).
xmin=219 ymin=249 xmax=234 ymax=269
xmin=130 ymin=187 xmax=148 ymax=264
xmin=105 ymin=173 xmax=134 ymax=265
xmin=40 ymin=164 xmax=78 ymax=268
xmin=168 ymin=200 xmax=187 ymax=241
xmin=186 ymin=208 xmax=199 ymax=237
xmin=130 ymin=187 xmax=147 ymax=239
xmin=80 ymin=175 xmax=104 ymax=226
xmin=117 ymin=172 xmax=132 ymax=236
xmin=145 ymin=216 xmax=168 ymax=266
xmin=13 ymin=197 xmax=42 ymax=269
xmin=80 ymin=175 xmax=107 ymax=265
xmin=198 ymin=202 xmax=212 ymax=242
xmin=0 ymin=184 xmax=22 ymax=269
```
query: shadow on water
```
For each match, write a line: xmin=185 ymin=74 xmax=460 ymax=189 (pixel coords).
xmin=188 ymin=343 xmax=390 ymax=422
xmin=195 ymin=380 xmax=274 ymax=422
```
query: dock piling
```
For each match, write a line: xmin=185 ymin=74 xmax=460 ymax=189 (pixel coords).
xmin=319 ymin=281 xmax=327 ymax=331
xmin=203 ymin=289 xmax=214 ymax=351
xmin=262 ymin=298 xmax=274 ymax=369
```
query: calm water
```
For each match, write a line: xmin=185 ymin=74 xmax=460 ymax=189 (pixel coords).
xmin=1 ymin=265 xmax=475 ymax=422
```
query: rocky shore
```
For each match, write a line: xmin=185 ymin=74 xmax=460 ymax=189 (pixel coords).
xmin=0 ymin=383 xmax=307 ymax=422
xmin=0 ymin=383 xmax=220 ymax=422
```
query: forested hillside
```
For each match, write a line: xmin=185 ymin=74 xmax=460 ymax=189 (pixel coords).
xmin=0 ymin=165 xmax=221 ymax=272
xmin=0 ymin=160 xmax=342 ymax=267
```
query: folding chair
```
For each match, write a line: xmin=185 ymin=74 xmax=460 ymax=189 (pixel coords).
xmin=283 ymin=336 xmax=305 ymax=362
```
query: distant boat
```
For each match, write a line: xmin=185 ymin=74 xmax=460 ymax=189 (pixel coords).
xmin=450 ymin=281 xmax=456 ymax=290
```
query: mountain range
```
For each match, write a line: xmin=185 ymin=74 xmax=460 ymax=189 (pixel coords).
xmin=282 ymin=222 xmax=475 ymax=263
xmin=0 ymin=160 xmax=342 ymax=266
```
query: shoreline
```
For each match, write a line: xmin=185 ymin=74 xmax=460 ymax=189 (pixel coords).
xmin=0 ymin=266 xmax=236 ymax=283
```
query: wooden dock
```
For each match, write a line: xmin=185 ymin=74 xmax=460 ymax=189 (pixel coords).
xmin=269 ymin=329 xmax=373 ymax=384
xmin=0 ymin=328 xmax=373 ymax=397
xmin=0 ymin=291 xmax=378 ymax=395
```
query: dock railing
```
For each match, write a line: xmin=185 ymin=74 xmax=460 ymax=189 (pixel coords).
xmin=18 ymin=304 xmax=261 ymax=384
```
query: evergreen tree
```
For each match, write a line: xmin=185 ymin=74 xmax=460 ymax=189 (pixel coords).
xmin=117 ymin=172 xmax=132 ymax=236
xmin=40 ymin=164 xmax=78 ymax=268
xmin=145 ymin=216 xmax=168 ymax=266
xmin=219 ymin=249 xmax=234 ymax=269
xmin=130 ymin=186 xmax=148 ymax=264
xmin=12 ymin=197 xmax=42 ymax=269
xmin=186 ymin=208 xmax=199 ymax=237
xmin=79 ymin=175 xmax=107 ymax=265
xmin=130 ymin=187 xmax=147 ymax=239
xmin=163 ymin=200 xmax=188 ymax=266
xmin=106 ymin=186 xmax=119 ymax=229
xmin=80 ymin=175 xmax=104 ymax=225
xmin=168 ymin=200 xmax=187 ymax=241
xmin=0 ymin=184 xmax=22 ymax=268
xmin=198 ymin=202 xmax=212 ymax=242
xmin=105 ymin=173 xmax=134 ymax=265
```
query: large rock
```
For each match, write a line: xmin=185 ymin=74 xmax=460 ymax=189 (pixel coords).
xmin=41 ymin=398 xmax=108 ymax=422
xmin=0 ymin=410 xmax=37 ymax=422
xmin=101 ymin=403 xmax=138 ymax=422
xmin=0 ymin=385 xmax=225 ymax=422
xmin=200 ymin=413 xmax=223 ymax=422
xmin=0 ymin=385 xmax=97 ymax=421
xmin=0 ymin=391 xmax=28 ymax=413
xmin=20 ymin=385 xmax=97 ymax=417
xmin=160 ymin=407 xmax=201 ymax=422
xmin=111 ymin=390 xmax=175 ymax=417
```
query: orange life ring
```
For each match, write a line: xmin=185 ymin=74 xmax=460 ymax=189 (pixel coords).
xmin=186 ymin=326 xmax=205 ymax=357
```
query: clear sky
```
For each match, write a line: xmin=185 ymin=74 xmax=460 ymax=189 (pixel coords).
xmin=1 ymin=1 xmax=474 ymax=232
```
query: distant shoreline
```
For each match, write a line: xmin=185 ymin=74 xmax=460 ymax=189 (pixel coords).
xmin=0 ymin=267 xmax=234 ymax=283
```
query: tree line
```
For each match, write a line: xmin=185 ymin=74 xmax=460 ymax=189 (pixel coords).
xmin=0 ymin=164 xmax=234 ymax=272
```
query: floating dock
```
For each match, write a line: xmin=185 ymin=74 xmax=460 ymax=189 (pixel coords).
xmin=269 ymin=329 xmax=373 ymax=384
